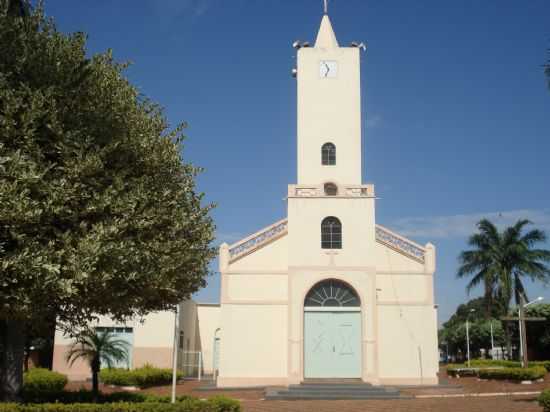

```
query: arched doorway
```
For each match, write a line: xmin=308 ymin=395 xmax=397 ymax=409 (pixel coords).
xmin=304 ymin=279 xmax=362 ymax=378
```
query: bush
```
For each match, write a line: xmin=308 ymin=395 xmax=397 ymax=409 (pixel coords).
xmin=478 ymin=366 xmax=546 ymax=381
xmin=470 ymin=359 xmax=520 ymax=368
xmin=0 ymin=397 xmax=241 ymax=412
xmin=531 ymin=361 xmax=550 ymax=371
xmin=539 ymin=389 xmax=550 ymax=411
xmin=23 ymin=390 xmax=195 ymax=405
xmin=22 ymin=368 xmax=68 ymax=396
xmin=205 ymin=396 xmax=241 ymax=412
xmin=100 ymin=366 xmax=182 ymax=388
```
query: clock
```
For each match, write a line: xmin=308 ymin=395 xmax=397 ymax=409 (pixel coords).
xmin=319 ymin=60 xmax=338 ymax=78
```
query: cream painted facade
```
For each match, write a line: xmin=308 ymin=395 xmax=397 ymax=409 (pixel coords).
xmin=216 ymin=14 xmax=439 ymax=387
xmin=53 ymin=11 xmax=438 ymax=388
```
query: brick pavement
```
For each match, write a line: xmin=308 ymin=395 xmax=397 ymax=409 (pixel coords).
xmin=241 ymin=396 xmax=541 ymax=412
xmin=69 ymin=370 xmax=549 ymax=411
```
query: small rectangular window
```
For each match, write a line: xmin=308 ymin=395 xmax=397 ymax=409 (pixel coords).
xmin=179 ymin=331 xmax=184 ymax=349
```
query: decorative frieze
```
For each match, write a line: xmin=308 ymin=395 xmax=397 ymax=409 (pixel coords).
xmin=229 ymin=219 xmax=288 ymax=262
xmin=295 ymin=187 xmax=321 ymax=197
xmin=375 ymin=225 xmax=425 ymax=263
xmin=288 ymin=184 xmax=374 ymax=198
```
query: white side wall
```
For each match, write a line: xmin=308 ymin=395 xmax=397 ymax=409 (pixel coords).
xmin=196 ymin=304 xmax=221 ymax=375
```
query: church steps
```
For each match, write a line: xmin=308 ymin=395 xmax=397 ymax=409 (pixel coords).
xmin=265 ymin=383 xmax=405 ymax=400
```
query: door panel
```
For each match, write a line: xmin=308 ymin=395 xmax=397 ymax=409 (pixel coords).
xmin=304 ymin=312 xmax=361 ymax=378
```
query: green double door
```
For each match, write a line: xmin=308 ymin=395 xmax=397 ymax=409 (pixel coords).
xmin=304 ymin=311 xmax=361 ymax=378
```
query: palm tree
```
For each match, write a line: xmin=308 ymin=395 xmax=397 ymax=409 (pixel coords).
xmin=458 ymin=218 xmax=550 ymax=356
xmin=65 ymin=328 xmax=129 ymax=401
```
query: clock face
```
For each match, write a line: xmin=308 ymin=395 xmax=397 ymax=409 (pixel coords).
xmin=319 ymin=60 xmax=338 ymax=78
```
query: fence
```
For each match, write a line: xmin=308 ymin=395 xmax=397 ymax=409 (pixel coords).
xmin=178 ymin=350 xmax=203 ymax=380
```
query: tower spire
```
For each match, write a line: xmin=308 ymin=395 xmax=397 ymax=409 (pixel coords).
xmin=314 ymin=14 xmax=338 ymax=48
xmin=323 ymin=0 xmax=328 ymax=14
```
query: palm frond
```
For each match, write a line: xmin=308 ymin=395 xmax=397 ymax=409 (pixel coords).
xmin=65 ymin=328 xmax=129 ymax=370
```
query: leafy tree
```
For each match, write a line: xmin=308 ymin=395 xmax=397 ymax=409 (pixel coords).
xmin=0 ymin=1 xmax=215 ymax=401
xmin=66 ymin=329 xmax=128 ymax=401
xmin=457 ymin=219 xmax=550 ymax=357
xmin=439 ymin=298 xmax=505 ymax=360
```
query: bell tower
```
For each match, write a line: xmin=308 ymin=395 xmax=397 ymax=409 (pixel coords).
xmin=296 ymin=14 xmax=362 ymax=185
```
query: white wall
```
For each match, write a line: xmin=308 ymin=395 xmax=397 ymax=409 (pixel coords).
xmin=196 ymin=304 xmax=221 ymax=375
xmin=377 ymin=305 xmax=439 ymax=384
xmin=288 ymin=196 xmax=376 ymax=268
xmin=218 ymin=304 xmax=288 ymax=385
xmin=297 ymin=46 xmax=362 ymax=185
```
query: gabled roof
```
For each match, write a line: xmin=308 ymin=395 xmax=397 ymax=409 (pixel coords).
xmin=228 ymin=218 xmax=288 ymax=263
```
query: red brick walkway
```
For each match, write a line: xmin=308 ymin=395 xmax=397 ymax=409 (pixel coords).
xmin=241 ymin=396 xmax=541 ymax=412
xmin=69 ymin=370 xmax=549 ymax=411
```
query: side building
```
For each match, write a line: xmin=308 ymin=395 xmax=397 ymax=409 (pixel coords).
xmin=52 ymin=301 xmax=220 ymax=380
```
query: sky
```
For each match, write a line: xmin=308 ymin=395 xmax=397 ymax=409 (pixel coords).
xmin=45 ymin=0 xmax=550 ymax=325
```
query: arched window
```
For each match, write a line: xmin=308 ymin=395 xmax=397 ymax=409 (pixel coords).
xmin=321 ymin=216 xmax=342 ymax=249
xmin=324 ymin=182 xmax=338 ymax=196
xmin=305 ymin=279 xmax=360 ymax=307
xmin=321 ymin=143 xmax=336 ymax=165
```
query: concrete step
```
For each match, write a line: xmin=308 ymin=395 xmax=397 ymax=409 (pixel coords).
xmin=265 ymin=383 xmax=404 ymax=400
xmin=288 ymin=384 xmax=394 ymax=391
xmin=286 ymin=388 xmax=400 ymax=395
xmin=266 ymin=392 xmax=407 ymax=400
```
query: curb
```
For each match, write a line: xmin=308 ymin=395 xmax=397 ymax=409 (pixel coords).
xmin=415 ymin=391 xmax=541 ymax=399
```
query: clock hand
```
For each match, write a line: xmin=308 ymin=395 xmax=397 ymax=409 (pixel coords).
xmin=324 ymin=63 xmax=330 ymax=77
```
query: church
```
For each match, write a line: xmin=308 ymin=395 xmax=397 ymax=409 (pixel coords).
xmin=53 ymin=9 xmax=439 ymax=388
xmin=215 ymin=12 xmax=439 ymax=387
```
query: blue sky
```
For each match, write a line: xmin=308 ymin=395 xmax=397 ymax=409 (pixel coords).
xmin=46 ymin=0 xmax=550 ymax=324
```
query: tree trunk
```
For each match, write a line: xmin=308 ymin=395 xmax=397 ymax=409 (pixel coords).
xmin=92 ymin=370 xmax=99 ymax=402
xmin=0 ymin=319 xmax=26 ymax=402
xmin=91 ymin=357 xmax=100 ymax=403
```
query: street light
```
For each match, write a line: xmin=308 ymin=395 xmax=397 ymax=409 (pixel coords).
xmin=466 ymin=309 xmax=475 ymax=367
xmin=519 ymin=296 xmax=544 ymax=367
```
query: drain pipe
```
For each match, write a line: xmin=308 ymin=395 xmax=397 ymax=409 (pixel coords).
xmin=418 ymin=346 xmax=424 ymax=385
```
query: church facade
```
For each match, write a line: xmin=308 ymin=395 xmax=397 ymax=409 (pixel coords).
xmin=216 ymin=14 xmax=439 ymax=387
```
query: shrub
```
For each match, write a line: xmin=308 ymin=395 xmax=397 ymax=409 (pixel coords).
xmin=22 ymin=368 xmax=68 ymax=397
xmin=470 ymin=359 xmax=520 ymax=368
xmin=100 ymin=366 xmax=182 ymax=388
xmin=22 ymin=390 xmax=194 ymax=405
xmin=478 ymin=366 xmax=546 ymax=381
xmin=531 ymin=361 xmax=550 ymax=371
xmin=539 ymin=389 xmax=550 ymax=412
xmin=0 ymin=397 xmax=241 ymax=411
xmin=206 ymin=396 xmax=240 ymax=412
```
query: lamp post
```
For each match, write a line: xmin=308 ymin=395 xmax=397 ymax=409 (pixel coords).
xmin=466 ymin=309 xmax=475 ymax=367
xmin=171 ymin=304 xmax=180 ymax=403
xmin=490 ymin=320 xmax=495 ymax=359
xmin=519 ymin=296 xmax=543 ymax=367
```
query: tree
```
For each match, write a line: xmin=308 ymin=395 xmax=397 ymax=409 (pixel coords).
xmin=457 ymin=219 xmax=550 ymax=357
xmin=0 ymin=2 xmax=216 ymax=401
xmin=439 ymin=297 xmax=505 ymax=361
xmin=66 ymin=329 xmax=128 ymax=401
